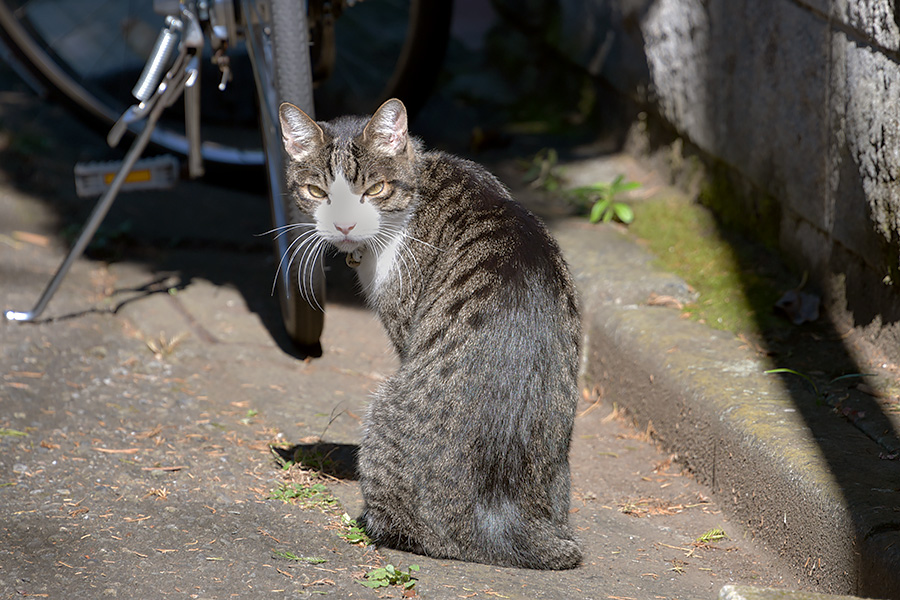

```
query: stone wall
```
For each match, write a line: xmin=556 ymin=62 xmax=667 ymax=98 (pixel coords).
xmin=511 ymin=0 xmax=900 ymax=357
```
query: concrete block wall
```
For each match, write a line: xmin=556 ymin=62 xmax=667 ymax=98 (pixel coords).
xmin=520 ymin=0 xmax=900 ymax=357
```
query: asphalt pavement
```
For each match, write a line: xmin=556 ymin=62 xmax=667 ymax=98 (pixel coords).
xmin=1 ymin=13 xmax=897 ymax=600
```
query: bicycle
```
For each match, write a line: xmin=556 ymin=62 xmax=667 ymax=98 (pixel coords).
xmin=0 ymin=0 xmax=452 ymax=348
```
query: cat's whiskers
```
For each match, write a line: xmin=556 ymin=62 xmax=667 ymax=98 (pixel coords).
xmin=297 ymin=242 xmax=324 ymax=312
xmin=394 ymin=240 xmax=417 ymax=295
xmin=293 ymin=234 xmax=327 ymax=312
xmin=377 ymin=223 xmax=422 ymax=268
xmin=379 ymin=225 xmax=436 ymax=295
xmin=273 ymin=227 xmax=326 ymax=312
xmin=394 ymin=231 xmax=423 ymax=284
xmin=400 ymin=235 xmax=422 ymax=271
xmin=271 ymin=227 xmax=319 ymax=296
xmin=263 ymin=222 xmax=317 ymax=297
xmin=380 ymin=223 xmax=444 ymax=252
xmin=388 ymin=236 xmax=413 ymax=297
xmin=368 ymin=231 xmax=405 ymax=296
xmin=310 ymin=243 xmax=328 ymax=311
xmin=370 ymin=227 xmax=419 ymax=297
xmin=256 ymin=222 xmax=316 ymax=240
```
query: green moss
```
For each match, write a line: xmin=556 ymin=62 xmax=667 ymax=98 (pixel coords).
xmin=629 ymin=194 xmax=793 ymax=341
xmin=697 ymin=161 xmax=781 ymax=250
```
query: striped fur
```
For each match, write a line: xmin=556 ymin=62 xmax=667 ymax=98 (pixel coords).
xmin=280 ymin=99 xmax=582 ymax=569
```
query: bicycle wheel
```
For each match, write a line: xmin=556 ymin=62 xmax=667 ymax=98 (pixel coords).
xmin=312 ymin=0 xmax=453 ymax=120
xmin=0 ymin=0 xmax=452 ymax=351
xmin=243 ymin=0 xmax=324 ymax=349
xmin=0 ymin=0 xmax=453 ymax=166
xmin=0 ymin=0 xmax=263 ymax=166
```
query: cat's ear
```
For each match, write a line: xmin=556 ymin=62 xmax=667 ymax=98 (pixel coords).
xmin=279 ymin=103 xmax=325 ymax=161
xmin=363 ymin=98 xmax=408 ymax=156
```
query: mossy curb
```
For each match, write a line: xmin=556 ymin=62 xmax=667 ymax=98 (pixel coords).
xmin=628 ymin=191 xmax=795 ymax=343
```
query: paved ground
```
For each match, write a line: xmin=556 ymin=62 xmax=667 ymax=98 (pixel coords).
xmin=0 ymin=51 xmax=808 ymax=600
xmin=3 ymin=4 xmax=897 ymax=599
xmin=0 ymin=179 xmax=795 ymax=600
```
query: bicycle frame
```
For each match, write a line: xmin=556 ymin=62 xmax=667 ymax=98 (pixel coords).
xmin=4 ymin=0 xmax=314 ymax=323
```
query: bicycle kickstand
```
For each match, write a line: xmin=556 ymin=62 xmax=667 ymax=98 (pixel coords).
xmin=5 ymin=11 xmax=202 ymax=323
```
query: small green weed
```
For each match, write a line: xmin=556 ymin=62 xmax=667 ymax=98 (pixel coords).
xmin=569 ymin=175 xmax=640 ymax=224
xmin=240 ymin=409 xmax=259 ymax=425
xmin=268 ymin=482 xmax=301 ymax=502
xmin=522 ymin=148 xmax=564 ymax=192
xmin=271 ymin=446 xmax=295 ymax=470
xmin=695 ymin=527 xmax=728 ymax=544
xmin=0 ymin=428 xmax=27 ymax=437
xmin=764 ymin=369 xmax=871 ymax=404
xmin=339 ymin=512 xmax=373 ymax=546
xmin=271 ymin=549 xmax=327 ymax=564
xmin=269 ymin=450 xmax=374 ymax=549
xmin=293 ymin=445 xmax=341 ymax=475
xmin=357 ymin=563 xmax=420 ymax=590
xmin=269 ymin=482 xmax=337 ymax=509
xmin=764 ymin=368 xmax=821 ymax=399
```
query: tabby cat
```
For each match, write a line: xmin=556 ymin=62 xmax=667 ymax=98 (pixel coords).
xmin=279 ymin=99 xmax=582 ymax=570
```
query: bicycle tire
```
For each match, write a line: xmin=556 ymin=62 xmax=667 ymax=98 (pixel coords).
xmin=269 ymin=0 xmax=325 ymax=348
xmin=0 ymin=0 xmax=453 ymax=165
xmin=245 ymin=0 xmax=325 ymax=349
xmin=311 ymin=0 xmax=453 ymax=121
xmin=379 ymin=0 xmax=453 ymax=118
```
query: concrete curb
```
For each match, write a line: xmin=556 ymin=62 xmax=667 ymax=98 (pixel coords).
xmin=550 ymin=219 xmax=900 ymax=599
xmin=720 ymin=584 xmax=868 ymax=600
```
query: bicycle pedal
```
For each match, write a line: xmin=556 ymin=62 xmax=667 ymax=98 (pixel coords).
xmin=74 ymin=155 xmax=180 ymax=198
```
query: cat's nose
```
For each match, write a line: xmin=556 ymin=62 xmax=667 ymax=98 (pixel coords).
xmin=334 ymin=222 xmax=357 ymax=235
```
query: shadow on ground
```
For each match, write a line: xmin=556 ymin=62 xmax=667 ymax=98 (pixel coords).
xmin=272 ymin=442 xmax=359 ymax=481
xmin=0 ymin=81 xmax=366 ymax=359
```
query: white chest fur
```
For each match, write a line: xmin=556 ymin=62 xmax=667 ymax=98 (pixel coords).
xmin=355 ymin=230 xmax=406 ymax=302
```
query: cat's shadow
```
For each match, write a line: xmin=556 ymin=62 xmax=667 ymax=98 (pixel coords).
xmin=272 ymin=442 xmax=359 ymax=480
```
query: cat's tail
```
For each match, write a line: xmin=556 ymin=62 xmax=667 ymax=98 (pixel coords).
xmin=475 ymin=501 xmax=582 ymax=570
xmin=511 ymin=525 xmax=582 ymax=570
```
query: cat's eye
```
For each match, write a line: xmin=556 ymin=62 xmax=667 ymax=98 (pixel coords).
xmin=365 ymin=181 xmax=386 ymax=197
xmin=306 ymin=184 xmax=327 ymax=199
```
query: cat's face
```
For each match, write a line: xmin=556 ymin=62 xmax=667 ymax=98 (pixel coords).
xmin=279 ymin=99 xmax=417 ymax=254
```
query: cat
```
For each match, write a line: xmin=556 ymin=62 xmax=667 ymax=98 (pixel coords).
xmin=278 ymin=98 xmax=583 ymax=570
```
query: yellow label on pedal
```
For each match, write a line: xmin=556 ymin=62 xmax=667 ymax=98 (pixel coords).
xmin=75 ymin=155 xmax=179 ymax=198
xmin=104 ymin=169 xmax=153 ymax=186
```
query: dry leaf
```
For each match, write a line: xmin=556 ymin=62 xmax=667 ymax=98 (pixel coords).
xmin=13 ymin=230 xmax=50 ymax=247
xmin=647 ymin=293 xmax=684 ymax=309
